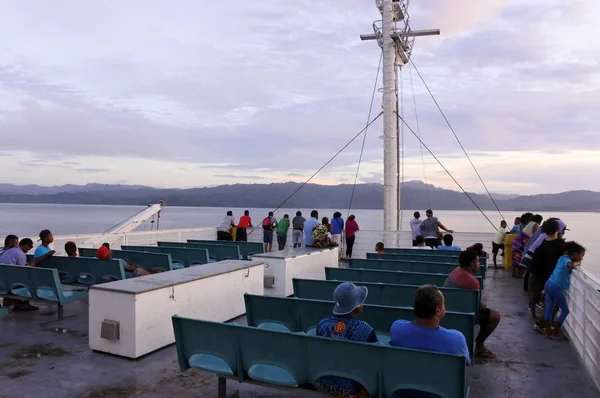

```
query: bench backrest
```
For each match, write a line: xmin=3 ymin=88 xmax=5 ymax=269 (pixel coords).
xmin=374 ymin=249 xmax=487 ymax=266
xmin=34 ymin=256 xmax=125 ymax=285
xmin=353 ymin=258 xmax=486 ymax=279
xmin=121 ymin=245 xmax=209 ymax=267
xmin=293 ymin=278 xmax=478 ymax=318
xmin=327 ymin=267 xmax=483 ymax=292
xmin=157 ymin=242 xmax=241 ymax=262
xmin=244 ymin=294 xmax=474 ymax=355
xmin=78 ymin=248 xmax=172 ymax=272
xmin=187 ymin=240 xmax=264 ymax=259
xmin=0 ymin=264 xmax=72 ymax=303
xmin=172 ymin=316 xmax=468 ymax=397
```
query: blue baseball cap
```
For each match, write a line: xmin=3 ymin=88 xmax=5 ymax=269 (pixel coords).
xmin=333 ymin=282 xmax=368 ymax=315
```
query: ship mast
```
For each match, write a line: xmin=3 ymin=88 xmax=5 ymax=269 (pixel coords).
xmin=361 ymin=0 xmax=439 ymax=232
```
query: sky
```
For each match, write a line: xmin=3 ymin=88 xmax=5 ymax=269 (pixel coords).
xmin=0 ymin=0 xmax=599 ymax=194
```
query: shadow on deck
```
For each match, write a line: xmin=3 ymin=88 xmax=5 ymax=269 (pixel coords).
xmin=0 ymin=269 xmax=598 ymax=397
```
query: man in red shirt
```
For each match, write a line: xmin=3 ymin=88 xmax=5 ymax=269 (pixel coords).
xmin=445 ymin=249 xmax=501 ymax=359
xmin=237 ymin=210 xmax=253 ymax=242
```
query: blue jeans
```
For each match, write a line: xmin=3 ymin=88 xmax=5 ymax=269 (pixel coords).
xmin=545 ymin=280 xmax=569 ymax=324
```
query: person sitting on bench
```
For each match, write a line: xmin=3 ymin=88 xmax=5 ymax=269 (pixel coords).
xmin=0 ymin=238 xmax=38 ymax=311
xmin=96 ymin=245 xmax=151 ymax=277
xmin=390 ymin=284 xmax=470 ymax=365
xmin=315 ymin=282 xmax=377 ymax=397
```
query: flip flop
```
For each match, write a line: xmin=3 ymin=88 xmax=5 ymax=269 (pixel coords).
xmin=476 ymin=350 xmax=496 ymax=359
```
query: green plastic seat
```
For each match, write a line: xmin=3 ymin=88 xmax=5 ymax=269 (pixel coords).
xmin=257 ymin=322 xmax=291 ymax=332
xmin=0 ymin=308 xmax=8 ymax=318
xmin=172 ymin=316 xmax=470 ymax=398
xmin=122 ymin=245 xmax=209 ymax=268
xmin=79 ymin=248 xmax=173 ymax=272
xmin=158 ymin=241 xmax=242 ymax=262
xmin=187 ymin=240 xmax=264 ymax=260
xmin=244 ymin=294 xmax=475 ymax=355
xmin=293 ymin=278 xmax=479 ymax=321
xmin=352 ymin=258 xmax=486 ymax=280
xmin=189 ymin=353 xmax=234 ymax=375
xmin=248 ymin=364 xmax=298 ymax=387
xmin=326 ymin=267 xmax=483 ymax=292
xmin=35 ymin=256 xmax=126 ymax=286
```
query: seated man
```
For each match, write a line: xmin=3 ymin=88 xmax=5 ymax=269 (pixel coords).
xmin=97 ymin=246 xmax=151 ymax=278
xmin=315 ymin=282 xmax=377 ymax=397
xmin=390 ymin=284 xmax=470 ymax=365
xmin=0 ymin=238 xmax=37 ymax=310
xmin=64 ymin=241 xmax=78 ymax=257
xmin=33 ymin=229 xmax=56 ymax=266
xmin=445 ymin=250 xmax=501 ymax=358
xmin=375 ymin=241 xmax=385 ymax=254
xmin=437 ymin=234 xmax=461 ymax=251
xmin=412 ymin=235 xmax=432 ymax=250
xmin=1 ymin=234 xmax=18 ymax=255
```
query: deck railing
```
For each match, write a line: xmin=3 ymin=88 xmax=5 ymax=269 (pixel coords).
xmin=565 ymin=268 xmax=600 ymax=392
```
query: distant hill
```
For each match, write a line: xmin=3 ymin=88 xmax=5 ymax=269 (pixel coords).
xmin=0 ymin=181 xmax=597 ymax=212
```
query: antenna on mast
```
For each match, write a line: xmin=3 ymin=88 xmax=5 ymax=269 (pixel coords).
xmin=360 ymin=0 xmax=439 ymax=235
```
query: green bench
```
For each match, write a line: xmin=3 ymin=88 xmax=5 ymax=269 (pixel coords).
xmin=172 ymin=316 xmax=470 ymax=398
xmin=31 ymin=256 xmax=126 ymax=285
xmin=121 ymin=245 xmax=209 ymax=269
xmin=0 ymin=308 xmax=7 ymax=318
xmin=244 ymin=294 xmax=475 ymax=355
xmin=188 ymin=240 xmax=263 ymax=260
xmin=355 ymin=258 xmax=486 ymax=280
xmin=0 ymin=264 xmax=88 ymax=324
xmin=79 ymin=248 xmax=172 ymax=272
xmin=327 ymin=267 xmax=483 ymax=292
xmin=293 ymin=278 xmax=479 ymax=322
xmin=157 ymin=242 xmax=242 ymax=262
xmin=374 ymin=249 xmax=488 ymax=267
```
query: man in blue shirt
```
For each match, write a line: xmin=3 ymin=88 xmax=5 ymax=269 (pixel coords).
xmin=437 ymin=234 xmax=461 ymax=251
xmin=303 ymin=210 xmax=320 ymax=247
xmin=33 ymin=229 xmax=55 ymax=266
xmin=316 ymin=282 xmax=377 ymax=397
xmin=390 ymin=284 xmax=470 ymax=365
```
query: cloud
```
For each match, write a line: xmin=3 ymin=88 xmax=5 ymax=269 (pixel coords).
xmin=0 ymin=0 xmax=599 ymax=194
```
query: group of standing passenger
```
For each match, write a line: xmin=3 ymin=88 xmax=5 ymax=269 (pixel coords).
xmin=216 ymin=210 xmax=360 ymax=258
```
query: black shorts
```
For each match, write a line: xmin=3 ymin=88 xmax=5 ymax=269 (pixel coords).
xmin=492 ymin=242 xmax=503 ymax=254
xmin=478 ymin=308 xmax=492 ymax=327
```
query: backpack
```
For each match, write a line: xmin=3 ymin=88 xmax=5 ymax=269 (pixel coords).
xmin=262 ymin=217 xmax=273 ymax=230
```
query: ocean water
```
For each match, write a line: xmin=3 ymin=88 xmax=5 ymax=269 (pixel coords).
xmin=0 ymin=203 xmax=597 ymax=277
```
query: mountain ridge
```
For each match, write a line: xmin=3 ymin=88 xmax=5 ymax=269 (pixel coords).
xmin=0 ymin=181 xmax=598 ymax=212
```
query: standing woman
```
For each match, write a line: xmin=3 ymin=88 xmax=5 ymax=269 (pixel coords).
xmin=345 ymin=215 xmax=360 ymax=260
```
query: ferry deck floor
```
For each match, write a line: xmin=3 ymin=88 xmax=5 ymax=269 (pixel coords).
xmin=0 ymin=269 xmax=597 ymax=398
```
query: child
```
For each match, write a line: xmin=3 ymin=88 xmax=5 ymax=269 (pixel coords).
xmin=375 ymin=242 xmax=384 ymax=254
xmin=544 ymin=241 xmax=585 ymax=340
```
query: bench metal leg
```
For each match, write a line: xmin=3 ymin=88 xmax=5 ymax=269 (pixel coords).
xmin=218 ymin=377 xmax=226 ymax=398
xmin=39 ymin=303 xmax=75 ymax=327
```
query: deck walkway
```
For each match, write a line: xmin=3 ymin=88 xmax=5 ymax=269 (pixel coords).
xmin=0 ymin=269 xmax=597 ymax=397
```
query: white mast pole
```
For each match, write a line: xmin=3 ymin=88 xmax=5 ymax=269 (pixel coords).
xmin=381 ymin=0 xmax=399 ymax=233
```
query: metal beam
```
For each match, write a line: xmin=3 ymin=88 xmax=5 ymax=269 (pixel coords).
xmin=360 ymin=29 xmax=440 ymax=41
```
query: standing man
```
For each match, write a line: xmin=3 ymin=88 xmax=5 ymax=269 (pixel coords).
xmin=410 ymin=212 xmax=423 ymax=247
xmin=292 ymin=211 xmax=306 ymax=248
xmin=276 ymin=214 xmax=290 ymax=250
xmin=236 ymin=210 xmax=252 ymax=242
xmin=421 ymin=209 xmax=453 ymax=249
xmin=33 ymin=229 xmax=56 ymax=266
xmin=304 ymin=210 xmax=320 ymax=247
xmin=262 ymin=211 xmax=277 ymax=252
xmin=217 ymin=211 xmax=236 ymax=241
xmin=331 ymin=212 xmax=345 ymax=260
xmin=492 ymin=220 xmax=509 ymax=268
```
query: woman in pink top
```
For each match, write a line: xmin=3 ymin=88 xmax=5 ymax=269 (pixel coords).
xmin=345 ymin=215 xmax=360 ymax=259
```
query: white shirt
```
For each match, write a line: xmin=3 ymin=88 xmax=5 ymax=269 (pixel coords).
xmin=217 ymin=215 xmax=235 ymax=233
xmin=409 ymin=218 xmax=423 ymax=239
xmin=494 ymin=227 xmax=509 ymax=245
xmin=412 ymin=246 xmax=432 ymax=250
